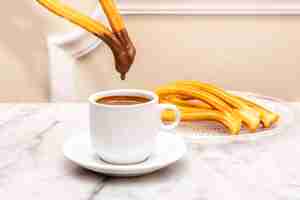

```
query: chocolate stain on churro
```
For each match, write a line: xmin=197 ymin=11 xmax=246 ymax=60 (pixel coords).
xmin=97 ymin=30 xmax=136 ymax=81
xmin=113 ymin=29 xmax=136 ymax=80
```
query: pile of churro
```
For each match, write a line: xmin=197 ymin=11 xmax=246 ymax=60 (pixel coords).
xmin=156 ymin=80 xmax=280 ymax=134
xmin=36 ymin=0 xmax=136 ymax=80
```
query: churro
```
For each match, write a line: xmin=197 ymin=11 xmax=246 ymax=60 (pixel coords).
xmin=235 ymin=96 xmax=280 ymax=128
xmin=162 ymin=110 xmax=241 ymax=134
xmin=173 ymin=81 xmax=261 ymax=131
xmin=156 ymin=86 xmax=233 ymax=113
xmin=36 ymin=0 xmax=135 ymax=80
xmin=155 ymin=80 xmax=280 ymax=134
xmin=163 ymin=95 xmax=213 ymax=109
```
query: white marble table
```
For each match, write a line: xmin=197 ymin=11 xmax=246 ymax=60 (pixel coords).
xmin=1 ymin=103 xmax=300 ymax=200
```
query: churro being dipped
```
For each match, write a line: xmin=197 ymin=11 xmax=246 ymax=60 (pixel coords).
xmin=36 ymin=0 xmax=136 ymax=80
xmin=99 ymin=0 xmax=136 ymax=80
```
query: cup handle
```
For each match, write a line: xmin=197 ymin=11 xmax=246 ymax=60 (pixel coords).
xmin=158 ymin=104 xmax=181 ymax=131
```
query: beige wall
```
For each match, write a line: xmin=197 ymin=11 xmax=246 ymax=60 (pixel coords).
xmin=1 ymin=1 xmax=300 ymax=101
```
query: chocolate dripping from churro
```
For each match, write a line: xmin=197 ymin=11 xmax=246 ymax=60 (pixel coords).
xmin=109 ymin=29 xmax=136 ymax=80
xmin=98 ymin=31 xmax=135 ymax=80
xmin=35 ymin=0 xmax=136 ymax=80
xmin=98 ymin=0 xmax=136 ymax=80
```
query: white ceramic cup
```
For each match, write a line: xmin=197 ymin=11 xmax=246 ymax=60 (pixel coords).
xmin=89 ymin=89 xmax=181 ymax=165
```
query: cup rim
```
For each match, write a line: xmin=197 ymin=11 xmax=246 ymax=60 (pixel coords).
xmin=88 ymin=89 xmax=159 ymax=108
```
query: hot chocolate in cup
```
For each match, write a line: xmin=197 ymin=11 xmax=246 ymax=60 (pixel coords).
xmin=89 ymin=89 xmax=181 ymax=165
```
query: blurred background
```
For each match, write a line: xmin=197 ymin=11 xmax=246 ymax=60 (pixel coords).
xmin=1 ymin=0 xmax=300 ymax=102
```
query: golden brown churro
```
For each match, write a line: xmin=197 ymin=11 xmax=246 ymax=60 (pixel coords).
xmin=99 ymin=0 xmax=125 ymax=33
xmin=36 ymin=0 xmax=135 ymax=80
xmin=164 ymin=95 xmax=213 ymax=109
xmin=156 ymin=86 xmax=233 ymax=113
xmin=157 ymin=86 xmax=242 ymax=134
xmin=160 ymin=99 xmax=212 ymax=113
xmin=162 ymin=110 xmax=241 ymax=134
xmin=99 ymin=0 xmax=136 ymax=80
xmin=173 ymin=81 xmax=261 ymax=131
xmin=155 ymin=80 xmax=280 ymax=134
xmin=36 ymin=0 xmax=112 ymax=37
xmin=235 ymin=96 xmax=280 ymax=128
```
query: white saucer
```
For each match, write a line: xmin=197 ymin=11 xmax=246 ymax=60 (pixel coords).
xmin=63 ymin=132 xmax=187 ymax=177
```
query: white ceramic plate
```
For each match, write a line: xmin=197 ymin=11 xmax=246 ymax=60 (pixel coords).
xmin=63 ymin=131 xmax=187 ymax=177
xmin=175 ymin=91 xmax=295 ymax=144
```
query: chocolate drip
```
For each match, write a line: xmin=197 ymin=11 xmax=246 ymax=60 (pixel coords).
xmin=113 ymin=29 xmax=136 ymax=80
xmin=97 ymin=29 xmax=136 ymax=80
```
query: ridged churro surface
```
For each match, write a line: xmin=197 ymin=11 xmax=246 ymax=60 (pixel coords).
xmin=156 ymin=80 xmax=280 ymax=134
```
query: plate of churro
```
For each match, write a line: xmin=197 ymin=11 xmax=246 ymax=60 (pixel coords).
xmin=156 ymin=80 xmax=294 ymax=143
